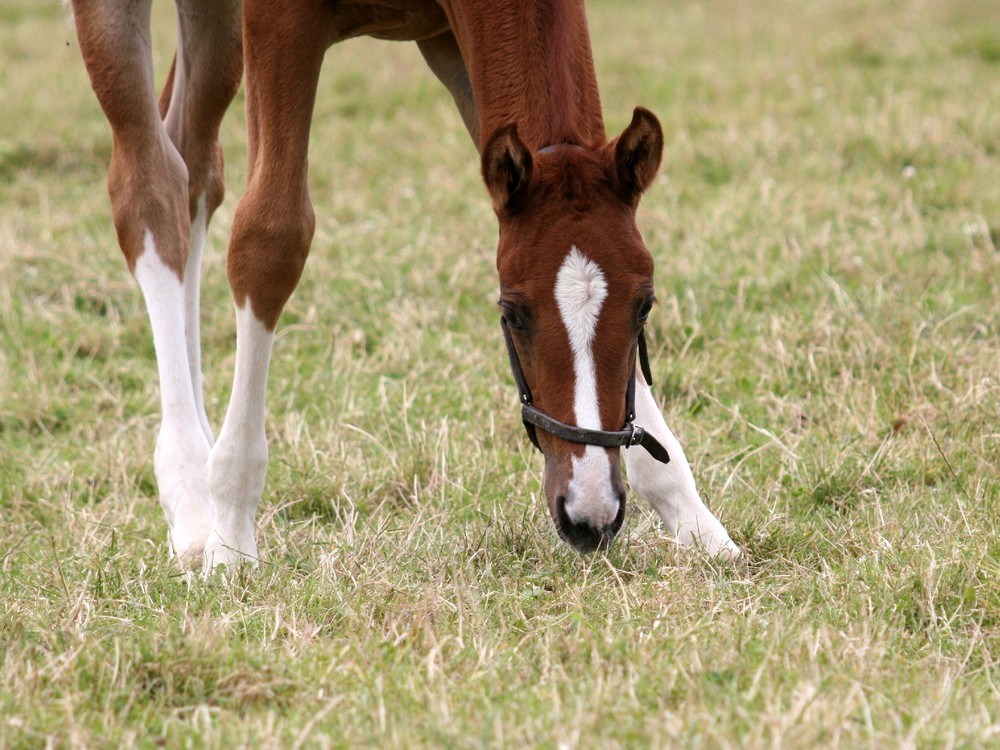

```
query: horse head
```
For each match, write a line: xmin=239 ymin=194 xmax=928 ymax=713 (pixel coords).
xmin=483 ymin=107 xmax=665 ymax=552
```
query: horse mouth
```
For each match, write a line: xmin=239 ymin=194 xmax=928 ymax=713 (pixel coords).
xmin=553 ymin=492 xmax=626 ymax=553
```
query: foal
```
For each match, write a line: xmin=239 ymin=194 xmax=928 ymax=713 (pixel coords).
xmin=71 ymin=0 xmax=740 ymax=567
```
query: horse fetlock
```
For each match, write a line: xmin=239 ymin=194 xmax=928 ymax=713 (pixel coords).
xmin=626 ymin=447 xmax=740 ymax=560
xmin=154 ymin=424 xmax=213 ymax=562
xmin=204 ymin=434 xmax=266 ymax=567
xmin=673 ymin=522 xmax=743 ymax=562
xmin=203 ymin=520 xmax=259 ymax=570
xmin=204 ymin=480 xmax=260 ymax=569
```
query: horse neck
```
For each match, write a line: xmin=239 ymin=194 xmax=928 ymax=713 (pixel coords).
xmin=443 ymin=0 xmax=607 ymax=152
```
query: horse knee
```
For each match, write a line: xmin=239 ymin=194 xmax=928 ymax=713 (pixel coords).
xmin=107 ymin=142 xmax=190 ymax=275
xmin=205 ymin=141 xmax=226 ymax=214
xmin=182 ymin=139 xmax=226 ymax=222
xmin=227 ymin=187 xmax=315 ymax=328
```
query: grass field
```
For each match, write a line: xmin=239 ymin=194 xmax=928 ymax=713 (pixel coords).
xmin=2 ymin=0 xmax=1000 ymax=746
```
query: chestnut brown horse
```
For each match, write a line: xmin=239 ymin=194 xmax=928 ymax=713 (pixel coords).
xmin=70 ymin=0 xmax=739 ymax=568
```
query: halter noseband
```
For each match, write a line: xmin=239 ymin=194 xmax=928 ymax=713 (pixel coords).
xmin=501 ymin=316 xmax=670 ymax=464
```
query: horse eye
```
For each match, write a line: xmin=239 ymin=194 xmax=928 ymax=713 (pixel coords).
xmin=500 ymin=302 xmax=526 ymax=330
xmin=637 ymin=297 xmax=655 ymax=324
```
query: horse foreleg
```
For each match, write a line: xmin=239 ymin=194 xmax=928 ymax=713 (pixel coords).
xmin=203 ymin=303 xmax=273 ymax=567
xmin=203 ymin=1 xmax=328 ymax=568
xmin=72 ymin=0 xmax=216 ymax=564
xmin=161 ymin=0 xmax=243 ymax=446
xmin=624 ymin=372 xmax=742 ymax=560
xmin=417 ymin=31 xmax=479 ymax=145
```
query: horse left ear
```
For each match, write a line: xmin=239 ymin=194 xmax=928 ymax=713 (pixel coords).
xmin=482 ymin=124 xmax=534 ymax=214
xmin=611 ymin=107 xmax=664 ymax=205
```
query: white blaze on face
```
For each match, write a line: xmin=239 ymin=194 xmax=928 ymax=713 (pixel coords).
xmin=554 ymin=246 xmax=618 ymax=528
xmin=555 ymin=246 xmax=607 ymax=429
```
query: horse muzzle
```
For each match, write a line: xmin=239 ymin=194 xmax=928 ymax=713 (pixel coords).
xmin=544 ymin=450 xmax=628 ymax=553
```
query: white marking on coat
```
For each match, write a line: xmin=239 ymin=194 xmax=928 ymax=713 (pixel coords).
xmin=554 ymin=246 xmax=607 ymax=430
xmin=184 ymin=193 xmax=213 ymax=444
xmin=554 ymin=246 xmax=617 ymax=528
xmin=205 ymin=301 xmax=273 ymax=567
xmin=134 ymin=232 xmax=213 ymax=561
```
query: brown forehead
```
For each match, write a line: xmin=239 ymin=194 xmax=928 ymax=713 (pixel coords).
xmin=496 ymin=147 xmax=654 ymax=285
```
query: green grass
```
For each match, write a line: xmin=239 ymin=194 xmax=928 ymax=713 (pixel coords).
xmin=2 ymin=0 xmax=1000 ymax=746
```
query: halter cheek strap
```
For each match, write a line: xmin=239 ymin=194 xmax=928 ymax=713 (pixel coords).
xmin=501 ymin=316 xmax=670 ymax=464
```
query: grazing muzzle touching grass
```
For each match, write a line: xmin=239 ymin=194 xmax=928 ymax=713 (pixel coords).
xmin=541 ymin=449 xmax=627 ymax=553
xmin=552 ymin=468 xmax=628 ymax=553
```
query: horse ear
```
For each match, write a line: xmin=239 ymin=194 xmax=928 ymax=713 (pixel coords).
xmin=482 ymin=124 xmax=533 ymax=214
xmin=611 ymin=107 xmax=663 ymax=205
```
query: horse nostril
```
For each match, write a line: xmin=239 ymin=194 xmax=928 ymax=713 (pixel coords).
xmin=555 ymin=495 xmax=573 ymax=534
xmin=611 ymin=491 xmax=627 ymax=534
xmin=554 ymin=493 xmax=623 ymax=554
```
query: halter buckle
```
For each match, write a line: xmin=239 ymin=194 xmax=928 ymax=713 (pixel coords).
xmin=628 ymin=423 xmax=641 ymax=447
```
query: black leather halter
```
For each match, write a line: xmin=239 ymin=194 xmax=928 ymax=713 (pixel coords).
xmin=501 ymin=316 xmax=670 ymax=463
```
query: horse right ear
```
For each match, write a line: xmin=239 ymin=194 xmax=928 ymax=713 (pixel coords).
xmin=610 ymin=107 xmax=663 ymax=206
xmin=482 ymin=124 xmax=533 ymax=214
